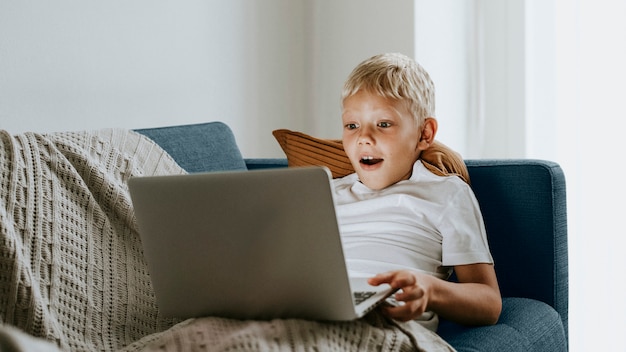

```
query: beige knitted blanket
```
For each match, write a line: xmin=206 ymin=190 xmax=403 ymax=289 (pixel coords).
xmin=0 ymin=128 xmax=454 ymax=352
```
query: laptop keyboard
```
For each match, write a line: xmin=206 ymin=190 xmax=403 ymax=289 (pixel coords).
xmin=353 ymin=291 xmax=376 ymax=305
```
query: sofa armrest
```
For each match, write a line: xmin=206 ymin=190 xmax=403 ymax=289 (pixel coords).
xmin=465 ymin=159 xmax=568 ymax=339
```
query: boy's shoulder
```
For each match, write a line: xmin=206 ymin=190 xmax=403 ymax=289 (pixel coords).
xmin=411 ymin=161 xmax=470 ymax=190
xmin=415 ymin=160 xmax=463 ymax=181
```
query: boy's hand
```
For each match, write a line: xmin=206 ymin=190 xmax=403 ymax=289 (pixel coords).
xmin=368 ymin=270 xmax=434 ymax=322
xmin=369 ymin=264 xmax=502 ymax=326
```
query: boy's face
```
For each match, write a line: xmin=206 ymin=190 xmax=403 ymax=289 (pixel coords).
xmin=342 ymin=90 xmax=425 ymax=190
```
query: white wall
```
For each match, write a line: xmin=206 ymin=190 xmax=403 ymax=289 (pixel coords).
xmin=304 ymin=1 xmax=415 ymax=140
xmin=0 ymin=0 xmax=415 ymax=158
xmin=0 ymin=0 xmax=310 ymax=158
xmin=2 ymin=2 xmax=219 ymax=130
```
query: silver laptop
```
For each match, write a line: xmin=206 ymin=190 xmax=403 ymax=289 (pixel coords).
xmin=128 ymin=166 xmax=393 ymax=321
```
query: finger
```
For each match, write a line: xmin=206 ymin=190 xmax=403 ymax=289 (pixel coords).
xmin=369 ymin=271 xmax=417 ymax=289
xmin=388 ymin=272 xmax=417 ymax=289
xmin=368 ymin=273 xmax=389 ymax=286
xmin=394 ymin=285 xmax=424 ymax=302
xmin=368 ymin=271 xmax=399 ymax=286
xmin=382 ymin=302 xmax=422 ymax=322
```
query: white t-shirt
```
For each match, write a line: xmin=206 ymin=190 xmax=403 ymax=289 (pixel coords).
xmin=332 ymin=160 xmax=493 ymax=280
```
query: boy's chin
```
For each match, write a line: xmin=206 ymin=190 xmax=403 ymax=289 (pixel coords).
xmin=355 ymin=167 xmax=413 ymax=190
xmin=357 ymin=176 xmax=395 ymax=191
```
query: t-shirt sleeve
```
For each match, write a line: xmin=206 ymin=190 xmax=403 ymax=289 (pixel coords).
xmin=439 ymin=184 xmax=494 ymax=266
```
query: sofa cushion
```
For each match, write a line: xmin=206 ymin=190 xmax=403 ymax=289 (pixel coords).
xmin=438 ymin=297 xmax=567 ymax=352
xmin=136 ymin=121 xmax=247 ymax=173
xmin=272 ymin=128 xmax=470 ymax=183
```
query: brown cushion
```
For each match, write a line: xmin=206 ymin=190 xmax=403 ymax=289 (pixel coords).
xmin=272 ymin=129 xmax=470 ymax=184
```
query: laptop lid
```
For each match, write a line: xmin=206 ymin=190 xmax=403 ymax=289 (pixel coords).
xmin=128 ymin=166 xmax=391 ymax=321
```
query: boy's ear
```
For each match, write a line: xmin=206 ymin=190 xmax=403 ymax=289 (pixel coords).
xmin=417 ymin=118 xmax=438 ymax=151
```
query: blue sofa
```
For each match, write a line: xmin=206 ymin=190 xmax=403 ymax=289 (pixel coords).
xmin=136 ymin=121 xmax=569 ymax=352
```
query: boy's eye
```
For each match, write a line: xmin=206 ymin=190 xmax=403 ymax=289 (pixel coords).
xmin=378 ymin=121 xmax=392 ymax=128
xmin=345 ymin=123 xmax=358 ymax=130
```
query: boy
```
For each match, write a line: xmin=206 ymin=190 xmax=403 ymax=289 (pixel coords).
xmin=334 ymin=53 xmax=501 ymax=330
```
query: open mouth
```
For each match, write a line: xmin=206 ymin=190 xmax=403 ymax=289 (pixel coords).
xmin=360 ymin=156 xmax=383 ymax=166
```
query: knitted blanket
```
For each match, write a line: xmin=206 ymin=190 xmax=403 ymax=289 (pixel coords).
xmin=0 ymin=129 xmax=185 ymax=351
xmin=0 ymin=128 xmax=454 ymax=352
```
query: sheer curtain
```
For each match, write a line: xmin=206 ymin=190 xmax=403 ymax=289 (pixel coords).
xmin=551 ymin=1 xmax=626 ymax=351
xmin=474 ymin=1 xmax=626 ymax=350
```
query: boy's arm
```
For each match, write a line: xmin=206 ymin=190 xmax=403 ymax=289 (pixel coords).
xmin=369 ymin=263 xmax=501 ymax=326
xmin=431 ymin=263 xmax=501 ymax=325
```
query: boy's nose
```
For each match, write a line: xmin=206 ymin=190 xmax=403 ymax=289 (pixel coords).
xmin=357 ymin=127 xmax=375 ymax=145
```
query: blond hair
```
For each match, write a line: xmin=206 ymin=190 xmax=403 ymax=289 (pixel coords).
xmin=341 ymin=53 xmax=435 ymax=125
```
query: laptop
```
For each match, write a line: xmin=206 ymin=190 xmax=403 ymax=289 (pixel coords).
xmin=128 ymin=166 xmax=394 ymax=321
